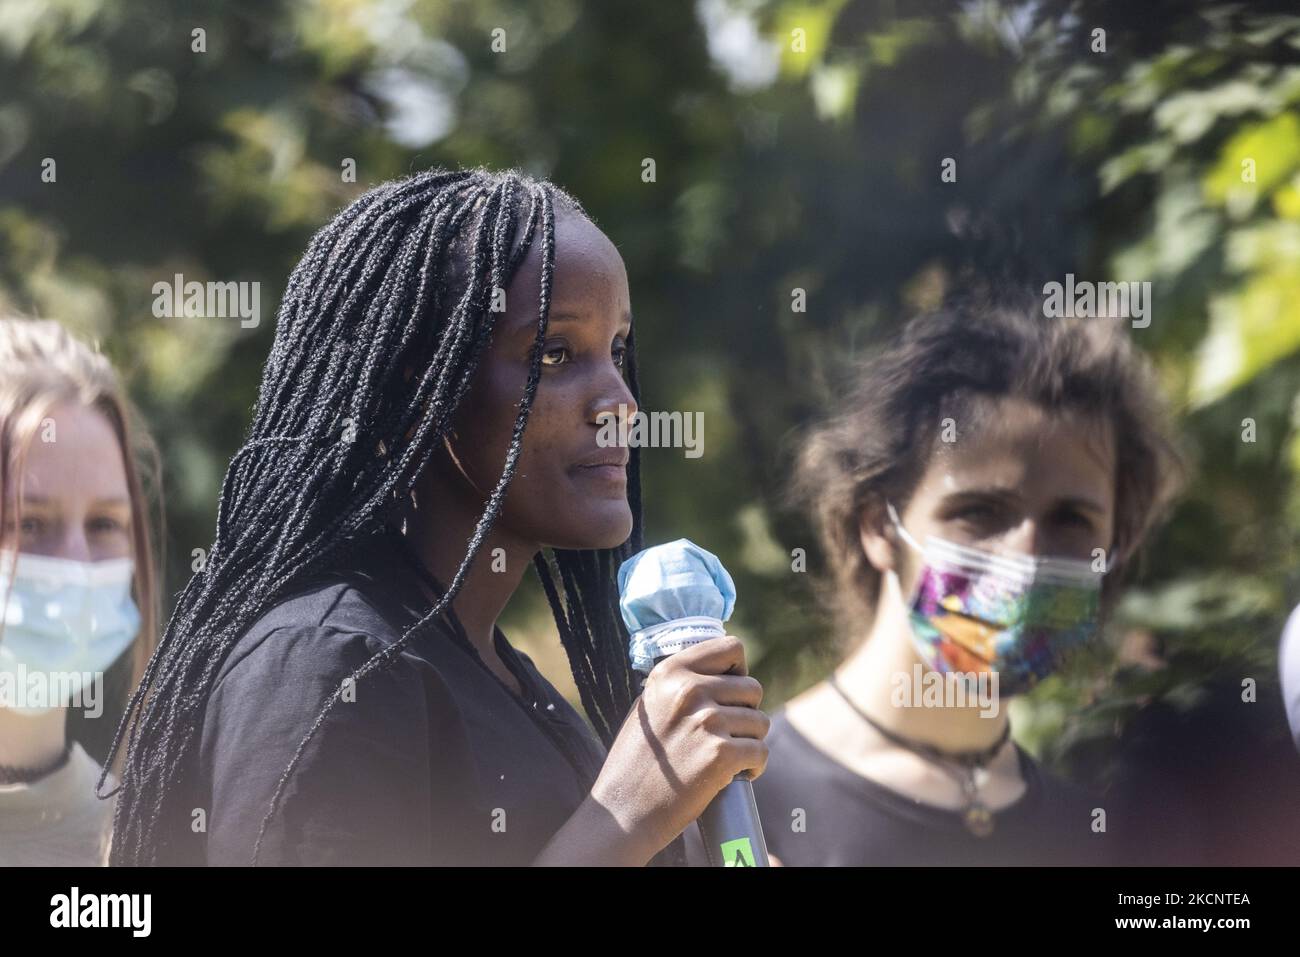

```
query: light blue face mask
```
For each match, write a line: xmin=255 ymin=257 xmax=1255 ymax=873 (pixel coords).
xmin=618 ymin=539 xmax=736 ymax=674
xmin=0 ymin=553 xmax=140 ymax=715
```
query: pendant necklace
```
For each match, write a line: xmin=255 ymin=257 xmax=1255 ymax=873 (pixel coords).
xmin=826 ymin=671 xmax=1009 ymax=837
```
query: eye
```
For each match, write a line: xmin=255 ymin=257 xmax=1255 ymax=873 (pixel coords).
xmin=1054 ymin=508 xmax=1094 ymax=530
xmin=954 ymin=502 xmax=999 ymax=522
xmin=19 ymin=515 xmax=46 ymax=536
xmin=541 ymin=343 xmax=571 ymax=366
xmin=89 ymin=516 xmax=127 ymax=535
xmin=612 ymin=341 xmax=628 ymax=370
xmin=943 ymin=498 xmax=1016 ymax=538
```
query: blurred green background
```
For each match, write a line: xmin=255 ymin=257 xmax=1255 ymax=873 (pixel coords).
xmin=2 ymin=0 xmax=1298 ymax=856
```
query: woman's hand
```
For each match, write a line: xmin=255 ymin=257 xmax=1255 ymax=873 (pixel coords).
xmin=587 ymin=635 xmax=770 ymax=863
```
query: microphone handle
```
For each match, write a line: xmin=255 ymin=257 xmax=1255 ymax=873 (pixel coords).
xmin=650 ymin=653 xmax=771 ymax=867
xmin=698 ymin=775 xmax=771 ymax=867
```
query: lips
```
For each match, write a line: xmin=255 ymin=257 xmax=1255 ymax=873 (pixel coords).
xmin=570 ymin=450 xmax=628 ymax=491
xmin=571 ymin=450 xmax=630 ymax=471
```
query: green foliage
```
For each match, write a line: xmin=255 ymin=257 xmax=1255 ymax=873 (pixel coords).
xmin=1 ymin=0 xmax=1297 ymax=788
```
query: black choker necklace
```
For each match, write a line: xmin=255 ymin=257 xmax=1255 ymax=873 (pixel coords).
xmin=0 ymin=740 xmax=72 ymax=786
xmin=826 ymin=672 xmax=1010 ymax=837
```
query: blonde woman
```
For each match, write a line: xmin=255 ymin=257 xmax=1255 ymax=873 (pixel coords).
xmin=0 ymin=317 xmax=159 ymax=865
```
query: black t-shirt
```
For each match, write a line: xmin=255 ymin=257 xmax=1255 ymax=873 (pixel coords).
xmin=195 ymin=528 xmax=610 ymax=865
xmin=751 ymin=709 xmax=1117 ymax=866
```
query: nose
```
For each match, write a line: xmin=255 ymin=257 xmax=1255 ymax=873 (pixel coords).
xmin=54 ymin=524 xmax=94 ymax=563
xmin=1001 ymin=518 xmax=1043 ymax=559
xmin=589 ymin=361 xmax=638 ymax=429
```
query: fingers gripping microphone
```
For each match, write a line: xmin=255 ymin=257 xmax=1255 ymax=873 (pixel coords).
xmin=618 ymin=539 xmax=771 ymax=867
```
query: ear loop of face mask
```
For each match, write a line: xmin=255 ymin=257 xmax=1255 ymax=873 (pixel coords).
xmin=884 ymin=501 xmax=924 ymax=555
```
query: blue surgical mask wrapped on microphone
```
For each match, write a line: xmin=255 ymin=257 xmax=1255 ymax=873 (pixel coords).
xmin=618 ymin=539 xmax=736 ymax=674
xmin=618 ymin=538 xmax=771 ymax=868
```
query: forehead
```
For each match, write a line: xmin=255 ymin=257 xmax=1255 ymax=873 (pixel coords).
xmin=500 ymin=207 xmax=629 ymax=329
xmin=9 ymin=402 xmax=129 ymax=504
xmin=919 ymin=395 xmax=1117 ymax=504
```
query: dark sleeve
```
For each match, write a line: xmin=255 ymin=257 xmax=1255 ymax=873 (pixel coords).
xmin=200 ymin=624 xmax=439 ymax=866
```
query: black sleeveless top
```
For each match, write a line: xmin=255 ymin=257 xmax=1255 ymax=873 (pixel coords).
xmin=194 ymin=527 xmax=608 ymax=865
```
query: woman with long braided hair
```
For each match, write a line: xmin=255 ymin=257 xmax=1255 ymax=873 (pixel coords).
xmin=102 ymin=167 xmax=769 ymax=866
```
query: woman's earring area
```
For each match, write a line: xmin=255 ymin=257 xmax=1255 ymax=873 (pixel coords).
xmin=441 ymin=429 xmax=488 ymax=499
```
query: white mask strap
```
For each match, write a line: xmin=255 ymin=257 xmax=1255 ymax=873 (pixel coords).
xmin=885 ymin=501 xmax=925 ymax=554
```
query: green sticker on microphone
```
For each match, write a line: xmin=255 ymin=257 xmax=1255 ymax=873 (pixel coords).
xmin=720 ymin=837 xmax=755 ymax=867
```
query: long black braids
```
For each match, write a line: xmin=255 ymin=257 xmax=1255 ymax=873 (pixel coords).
xmin=101 ymin=167 xmax=687 ymax=867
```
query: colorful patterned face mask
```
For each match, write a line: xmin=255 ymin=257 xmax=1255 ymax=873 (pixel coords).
xmin=886 ymin=503 xmax=1105 ymax=696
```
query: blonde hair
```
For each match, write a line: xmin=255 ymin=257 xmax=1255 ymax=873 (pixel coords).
xmin=0 ymin=317 xmax=161 ymax=776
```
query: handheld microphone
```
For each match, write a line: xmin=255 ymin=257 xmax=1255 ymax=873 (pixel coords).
xmin=618 ymin=539 xmax=771 ymax=867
